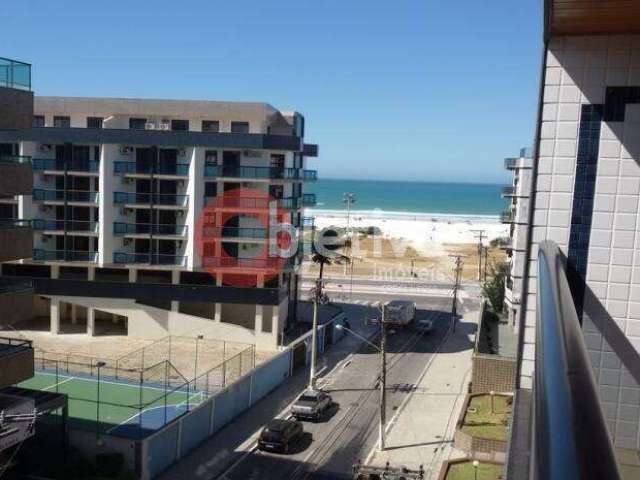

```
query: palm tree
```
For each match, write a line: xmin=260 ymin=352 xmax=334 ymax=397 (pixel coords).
xmin=308 ymin=229 xmax=349 ymax=389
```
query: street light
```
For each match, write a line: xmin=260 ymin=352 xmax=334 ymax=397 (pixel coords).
xmin=194 ymin=334 xmax=204 ymax=380
xmin=472 ymin=460 xmax=480 ymax=480
xmin=343 ymin=193 xmax=356 ymax=279
xmin=96 ymin=360 xmax=106 ymax=442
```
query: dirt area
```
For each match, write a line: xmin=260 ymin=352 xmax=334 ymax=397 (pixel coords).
xmin=2 ymin=321 xmax=273 ymax=381
xmin=303 ymin=236 xmax=507 ymax=283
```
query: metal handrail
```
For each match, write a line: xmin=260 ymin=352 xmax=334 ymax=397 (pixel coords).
xmin=534 ymin=241 xmax=620 ymax=480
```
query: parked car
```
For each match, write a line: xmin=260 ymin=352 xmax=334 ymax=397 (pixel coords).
xmin=258 ymin=418 xmax=304 ymax=453
xmin=415 ymin=318 xmax=433 ymax=333
xmin=292 ymin=389 xmax=333 ymax=422
xmin=384 ymin=300 xmax=416 ymax=327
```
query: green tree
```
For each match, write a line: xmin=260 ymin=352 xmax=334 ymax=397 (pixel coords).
xmin=482 ymin=261 xmax=510 ymax=314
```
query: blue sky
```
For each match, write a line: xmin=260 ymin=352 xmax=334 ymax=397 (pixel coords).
xmin=2 ymin=1 xmax=543 ymax=184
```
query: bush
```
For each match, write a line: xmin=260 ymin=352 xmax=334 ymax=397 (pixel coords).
xmin=482 ymin=262 xmax=510 ymax=314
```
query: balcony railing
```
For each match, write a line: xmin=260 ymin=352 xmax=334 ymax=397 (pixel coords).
xmin=532 ymin=241 xmax=621 ymax=480
xmin=204 ymin=165 xmax=318 ymax=181
xmin=0 ymin=155 xmax=31 ymax=164
xmin=202 ymin=256 xmax=293 ymax=269
xmin=0 ymin=57 xmax=31 ymax=90
xmin=33 ymin=249 xmax=98 ymax=262
xmin=113 ymin=192 xmax=188 ymax=207
xmin=502 ymin=186 xmax=515 ymax=197
xmin=33 ymin=189 xmax=99 ymax=203
xmin=32 ymin=219 xmax=99 ymax=233
xmin=504 ymin=157 xmax=518 ymax=169
xmin=0 ymin=219 xmax=31 ymax=229
xmin=33 ymin=159 xmax=99 ymax=173
xmin=114 ymin=162 xmax=189 ymax=176
xmin=113 ymin=222 xmax=188 ymax=236
xmin=201 ymin=225 xmax=267 ymax=239
xmin=302 ymin=216 xmax=315 ymax=228
xmin=113 ymin=252 xmax=187 ymax=266
xmin=203 ymin=196 xmax=299 ymax=209
xmin=302 ymin=193 xmax=317 ymax=207
xmin=500 ymin=209 xmax=514 ymax=223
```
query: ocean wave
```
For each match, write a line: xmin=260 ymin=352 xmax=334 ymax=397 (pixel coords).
xmin=304 ymin=208 xmax=500 ymax=221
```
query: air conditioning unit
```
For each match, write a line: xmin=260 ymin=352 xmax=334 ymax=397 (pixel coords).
xmin=158 ymin=123 xmax=170 ymax=131
xmin=39 ymin=144 xmax=52 ymax=152
xmin=145 ymin=122 xmax=157 ymax=130
xmin=120 ymin=145 xmax=134 ymax=155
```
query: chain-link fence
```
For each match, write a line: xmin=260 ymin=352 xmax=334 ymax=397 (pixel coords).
xmin=189 ymin=344 xmax=255 ymax=397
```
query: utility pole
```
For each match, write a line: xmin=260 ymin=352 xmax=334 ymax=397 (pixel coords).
xmin=378 ymin=302 xmax=387 ymax=452
xmin=309 ymin=277 xmax=327 ymax=389
xmin=343 ymin=193 xmax=356 ymax=276
xmin=483 ymin=246 xmax=489 ymax=283
xmin=470 ymin=230 xmax=486 ymax=282
xmin=449 ymin=255 xmax=464 ymax=332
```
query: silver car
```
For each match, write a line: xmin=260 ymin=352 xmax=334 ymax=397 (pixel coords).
xmin=291 ymin=389 xmax=332 ymax=422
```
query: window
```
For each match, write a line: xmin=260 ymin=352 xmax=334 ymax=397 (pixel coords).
xmin=87 ymin=117 xmax=103 ymax=129
xmin=230 ymin=121 xmax=249 ymax=134
xmin=201 ymin=120 xmax=220 ymax=133
xmin=53 ymin=116 xmax=70 ymax=128
xmin=129 ymin=118 xmax=147 ymax=130
xmin=32 ymin=115 xmax=45 ymax=128
xmin=171 ymin=119 xmax=189 ymax=131
xmin=205 ymin=150 xmax=218 ymax=164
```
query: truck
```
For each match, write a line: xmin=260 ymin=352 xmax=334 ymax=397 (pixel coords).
xmin=384 ymin=300 xmax=416 ymax=327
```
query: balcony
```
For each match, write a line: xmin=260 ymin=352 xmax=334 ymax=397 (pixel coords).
xmin=33 ymin=249 xmax=98 ymax=262
xmin=501 ymin=186 xmax=515 ymax=197
xmin=0 ymin=156 xmax=32 ymax=197
xmin=33 ymin=189 xmax=99 ymax=204
xmin=32 ymin=219 xmax=99 ymax=234
xmin=302 ymin=216 xmax=315 ymax=228
xmin=33 ymin=158 xmax=99 ymax=174
xmin=202 ymin=255 xmax=297 ymax=272
xmin=203 ymin=196 xmax=299 ymax=210
xmin=113 ymin=222 xmax=188 ymax=236
xmin=114 ymin=161 xmax=189 ymax=177
xmin=113 ymin=191 xmax=189 ymax=208
xmin=0 ymin=337 xmax=34 ymax=389
xmin=112 ymin=252 xmax=187 ymax=266
xmin=204 ymin=165 xmax=317 ymax=181
xmin=302 ymin=193 xmax=317 ymax=207
xmin=500 ymin=209 xmax=514 ymax=223
xmin=0 ymin=57 xmax=31 ymax=91
xmin=201 ymin=225 xmax=267 ymax=240
xmin=0 ymin=219 xmax=32 ymax=262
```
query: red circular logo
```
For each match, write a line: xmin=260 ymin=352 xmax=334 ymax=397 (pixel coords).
xmin=195 ymin=186 xmax=297 ymax=287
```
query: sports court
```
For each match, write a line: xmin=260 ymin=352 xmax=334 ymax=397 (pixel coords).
xmin=19 ymin=369 xmax=205 ymax=438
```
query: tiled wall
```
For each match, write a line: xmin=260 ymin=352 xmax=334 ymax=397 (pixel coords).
xmin=523 ymin=35 xmax=640 ymax=450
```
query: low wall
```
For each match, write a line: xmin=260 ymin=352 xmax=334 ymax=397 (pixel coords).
xmin=141 ymin=349 xmax=292 ymax=479
xmin=471 ymin=353 xmax=517 ymax=394
xmin=436 ymin=457 xmax=504 ymax=480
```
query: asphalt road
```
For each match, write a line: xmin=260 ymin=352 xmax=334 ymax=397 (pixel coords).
xmin=219 ymin=297 xmax=456 ymax=480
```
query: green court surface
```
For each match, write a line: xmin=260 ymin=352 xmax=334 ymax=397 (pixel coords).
xmin=19 ymin=371 xmax=204 ymax=438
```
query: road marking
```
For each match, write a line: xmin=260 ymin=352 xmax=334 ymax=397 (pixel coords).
xmin=43 ymin=376 xmax=74 ymax=391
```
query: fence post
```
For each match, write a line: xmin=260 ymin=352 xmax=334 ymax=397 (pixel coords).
xmin=55 ymin=361 xmax=59 ymax=393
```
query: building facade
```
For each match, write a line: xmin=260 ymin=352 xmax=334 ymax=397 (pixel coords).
xmin=0 ymin=96 xmax=318 ymax=350
xmin=501 ymin=148 xmax=532 ymax=328
xmin=515 ymin=2 xmax=640 ymax=455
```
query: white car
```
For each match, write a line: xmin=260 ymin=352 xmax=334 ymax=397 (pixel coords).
xmin=415 ymin=319 xmax=433 ymax=333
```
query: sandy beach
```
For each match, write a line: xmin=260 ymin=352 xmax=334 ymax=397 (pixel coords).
xmin=308 ymin=209 xmax=509 ymax=257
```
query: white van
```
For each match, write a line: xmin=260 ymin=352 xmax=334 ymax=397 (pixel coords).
xmin=384 ymin=300 xmax=416 ymax=327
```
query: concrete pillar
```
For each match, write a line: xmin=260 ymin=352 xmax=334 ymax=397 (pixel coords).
xmin=50 ymin=265 xmax=60 ymax=279
xmin=50 ymin=298 xmax=60 ymax=334
xmin=128 ymin=268 xmax=136 ymax=283
xmin=171 ymin=270 xmax=180 ymax=312
xmin=99 ymin=144 xmax=117 ymax=265
xmin=87 ymin=308 xmax=95 ymax=336
xmin=186 ymin=147 xmax=204 ymax=269
xmin=88 ymin=267 xmax=95 ymax=281
xmin=214 ymin=273 xmax=222 ymax=322
xmin=255 ymin=275 xmax=265 ymax=334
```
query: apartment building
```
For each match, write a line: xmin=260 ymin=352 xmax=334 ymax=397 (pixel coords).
xmin=501 ymin=148 xmax=532 ymax=327
xmin=507 ymin=2 xmax=640 ymax=475
xmin=0 ymin=95 xmax=318 ymax=350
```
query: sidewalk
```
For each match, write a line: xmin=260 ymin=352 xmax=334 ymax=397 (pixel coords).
xmin=366 ymin=308 xmax=480 ymax=479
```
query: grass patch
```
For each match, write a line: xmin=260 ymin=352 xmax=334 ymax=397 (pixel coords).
xmin=461 ymin=395 xmax=511 ymax=441
xmin=445 ymin=461 xmax=503 ymax=480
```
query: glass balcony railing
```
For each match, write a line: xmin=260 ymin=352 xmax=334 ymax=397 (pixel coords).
xmin=302 ymin=216 xmax=315 ymax=228
xmin=204 ymin=166 xmax=318 ymax=181
xmin=0 ymin=219 xmax=31 ymax=229
xmin=113 ymin=222 xmax=188 ymax=236
xmin=32 ymin=219 xmax=99 ymax=233
xmin=113 ymin=252 xmax=187 ymax=266
xmin=303 ymin=170 xmax=318 ymax=181
xmin=302 ymin=193 xmax=317 ymax=207
xmin=203 ymin=196 xmax=298 ymax=209
xmin=0 ymin=155 xmax=31 ymax=164
xmin=114 ymin=162 xmax=189 ymax=176
xmin=0 ymin=57 xmax=31 ymax=90
xmin=500 ymin=210 xmax=514 ymax=223
xmin=113 ymin=192 xmax=188 ymax=207
xmin=502 ymin=186 xmax=515 ymax=197
xmin=33 ymin=189 xmax=99 ymax=203
xmin=33 ymin=249 xmax=98 ymax=262
xmin=33 ymin=159 xmax=99 ymax=173
xmin=201 ymin=225 xmax=267 ymax=239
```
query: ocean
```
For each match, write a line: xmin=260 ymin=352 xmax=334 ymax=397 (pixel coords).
xmin=306 ymin=178 xmax=508 ymax=217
